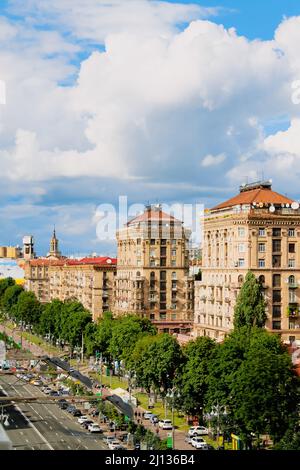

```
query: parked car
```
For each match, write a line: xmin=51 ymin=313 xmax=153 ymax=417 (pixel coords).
xmin=104 ymin=435 xmax=116 ymax=446
xmin=108 ymin=440 xmax=122 ymax=450
xmin=58 ymin=399 xmax=68 ymax=410
xmin=78 ymin=415 xmax=90 ymax=424
xmin=188 ymin=426 xmax=209 ymax=437
xmin=88 ymin=423 xmax=103 ymax=433
xmin=43 ymin=387 xmax=53 ymax=395
xmin=158 ymin=419 xmax=173 ymax=430
xmin=66 ymin=405 xmax=76 ymax=413
xmin=71 ymin=409 xmax=82 ymax=417
xmin=150 ymin=415 xmax=158 ymax=424
xmin=81 ymin=420 xmax=94 ymax=429
xmin=191 ymin=437 xmax=207 ymax=449
xmin=143 ymin=411 xmax=154 ymax=420
xmin=199 ymin=444 xmax=215 ymax=451
xmin=49 ymin=390 xmax=60 ymax=396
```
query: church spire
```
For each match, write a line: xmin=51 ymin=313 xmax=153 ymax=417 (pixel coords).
xmin=47 ymin=226 xmax=61 ymax=258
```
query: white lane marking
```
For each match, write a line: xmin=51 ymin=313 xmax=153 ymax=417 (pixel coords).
xmin=31 ymin=447 xmax=35 ymax=450
xmin=1 ymin=380 xmax=54 ymax=451
xmin=49 ymin=426 xmax=53 ymax=430
xmin=20 ymin=431 xmax=24 ymax=435
xmin=25 ymin=439 xmax=29 ymax=443
xmin=56 ymin=433 xmax=59 ymax=436
xmin=67 ymin=446 xmax=71 ymax=449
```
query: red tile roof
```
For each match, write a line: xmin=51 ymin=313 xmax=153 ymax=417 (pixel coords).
xmin=127 ymin=209 xmax=180 ymax=225
xmin=28 ymin=257 xmax=117 ymax=267
xmin=211 ymin=187 xmax=294 ymax=211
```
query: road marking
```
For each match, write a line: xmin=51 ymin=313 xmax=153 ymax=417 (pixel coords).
xmin=56 ymin=432 xmax=59 ymax=436
xmin=67 ymin=446 xmax=71 ymax=449
xmin=84 ymin=446 xmax=88 ymax=450
xmin=20 ymin=431 xmax=24 ymax=435
xmin=25 ymin=439 xmax=29 ymax=443
xmin=1 ymin=380 xmax=54 ymax=451
xmin=49 ymin=426 xmax=53 ymax=430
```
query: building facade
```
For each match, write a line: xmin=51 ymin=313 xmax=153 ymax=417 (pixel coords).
xmin=24 ymin=257 xmax=117 ymax=322
xmin=194 ymin=181 xmax=300 ymax=343
xmin=114 ymin=204 xmax=194 ymax=333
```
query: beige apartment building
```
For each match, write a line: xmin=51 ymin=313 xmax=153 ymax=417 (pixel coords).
xmin=0 ymin=246 xmax=22 ymax=259
xmin=114 ymin=204 xmax=194 ymax=333
xmin=24 ymin=256 xmax=117 ymax=322
xmin=194 ymin=180 xmax=300 ymax=343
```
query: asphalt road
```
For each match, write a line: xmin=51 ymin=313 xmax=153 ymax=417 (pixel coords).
xmin=42 ymin=356 xmax=93 ymax=389
xmin=0 ymin=375 xmax=107 ymax=450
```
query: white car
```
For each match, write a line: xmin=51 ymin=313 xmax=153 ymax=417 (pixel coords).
xmin=143 ymin=412 xmax=154 ymax=420
xmin=88 ymin=423 xmax=102 ymax=433
xmin=191 ymin=437 xmax=207 ymax=449
xmin=78 ymin=415 xmax=90 ymax=424
xmin=158 ymin=419 xmax=173 ymax=430
xmin=104 ymin=435 xmax=116 ymax=446
xmin=188 ymin=426 xmax=209 ymax=437
xmin=31 ymin=379 xmax=43 ymax=386
xmin=108 ymin=440 xmax=122 ymax=450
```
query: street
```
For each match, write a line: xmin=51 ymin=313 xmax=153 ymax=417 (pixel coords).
xmin=0 ymin=375 xmax=107 ymax=450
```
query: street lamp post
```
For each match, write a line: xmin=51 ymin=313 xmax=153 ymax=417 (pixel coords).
xmin=166 ymin=386 xmax=180 ymax=450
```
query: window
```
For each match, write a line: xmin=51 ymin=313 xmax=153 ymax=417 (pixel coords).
xmin=161 ymin=239 xmax=167 ymax=246
xmin=172 ymin=272 xmax=177 ymax=280
xmin=238 ymin=275 xmax=244 ymax=284
xmin=137 ymin=238 xmax=141 ymax=245
xmin=160 ymin=271 xmax=166 ymax=280
xmin=160 ymin=292 xmax=166 ymax=302
xmin=160 ymin=303 xmax=166 ymax=311
xmin=258 ymin=243 xmax=266 ymax=253
xmin=272 ymin=255 xmax=281 ymax=268
xmin=150 ymin=249 xmax=156 ymax=257
xmin=171 ymin=303 xmax=177 ymax=310
xmin=289 ymin=259 xmax=296 ymax=268
xmin=259 ymin=275 xmax=265 ymax=285
xmin=171 ymin=314 xmax=177 ymax=320
xmin=159 ymin=313 xmax=166 ymax=320
xmin=160 ymin=247 xmax=166 ymax=256
xmin=160 ymin=281 xmax=166 ymax=291
xmin=150 ymin=260 xmax=155 ymax=267
xmin=238 ymin=259 xmax=245 ymax=267
xmin=150 ymin=239 xmax=156 ymax=245
xmin=289 ymin=243 xmax=296 ymax=254
xmin=171 ymin=239 xmax=177 ymax=245
xmin=171 ymin=249 xmax=177 ymax=257
xmin=272 ymin=306 xmax=281 ymax=318
xmin=238 ymin=243 xmax=245 ymax=253
xmin=259 ymin=259 xmax=265 ymax=268
xmin=171 ymin=260 xmax=176 ymax=267
xmin=273 ymin=274 xmax=281 ymax=287
xmin=259 ymin=228 xmax=266 ymax=236
xmin=289 ymin=290 xmax=296 ymax=303
xmin=238 ymin=227 xmax=245 ymax=237
xmin=272 ymin=239 xmax=281 ymax=252
xmin=272 ymin=321 xmax=281 ymax=330
xmin=273 ymin=290 xmax=281 ymax=303
xmin=273 ymin=228 xmax=281 ymax=237
xmin=289 ymin=228 xmax=295 ymax=237
xmin=160 ymin=258 xmax=166 ymax=267
xmin=150 ymin=313 xmax=155 ymax=320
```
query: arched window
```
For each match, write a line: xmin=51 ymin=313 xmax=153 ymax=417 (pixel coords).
xmin=150 ymin=271 xmax=155 ymax=279
xmin=172 ymin=272 xmax=177 ymax=280
xmin=238 ymin=275 xmax=244 ymax=284
xmin=258 ymin=275 xmax=265 ymax=285
xmin=289 ymin=275 xmax=295 ymax=285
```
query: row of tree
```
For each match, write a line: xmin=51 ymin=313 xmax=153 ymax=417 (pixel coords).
xmin=0 ymin=274 xmax=299 ymax=448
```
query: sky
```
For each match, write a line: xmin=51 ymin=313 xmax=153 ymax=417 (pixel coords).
xmin=1 ymin=0 xmax=300 ymax=255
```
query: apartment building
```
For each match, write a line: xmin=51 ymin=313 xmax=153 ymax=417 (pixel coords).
xmin=194 ymin=180 xmax=300 ymax=343
xmin=24 ymin=257 xmax=117 ymax=322
xmin=114 ymin=204 xmax=194 ymax=333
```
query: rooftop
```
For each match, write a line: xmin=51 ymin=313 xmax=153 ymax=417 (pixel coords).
xmin=127 ymin=204 xmax=181 ymax=226
xmin=27 ymin=256 xmax=117 ymax=267
xmin=211 ymin=180 xmax=295 ymax=212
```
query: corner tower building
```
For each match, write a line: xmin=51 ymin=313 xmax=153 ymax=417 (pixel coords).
xmin=114 ymin=205 xmax=194 ymax=333
xmin=194 ymin=180 xmax=300 ymax=343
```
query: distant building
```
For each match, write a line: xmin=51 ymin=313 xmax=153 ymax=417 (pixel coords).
xmin=0 ymin=246 xmax=22 ymax=259
xmin=24 ymin=256 xmax=117 ymax=321
xmin=194 ymin=180 xmax=300 ymax=343
xmin=114 ymin=204 xmax=194 ymax=334
xmin=47 ymin=228 xmax=61 ymax=259
xmin=22 ymin=235 xmax=36 ymax=260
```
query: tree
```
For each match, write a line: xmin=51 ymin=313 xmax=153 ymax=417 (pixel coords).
xmin=139 ymin=333 xmax=183 ymax=394
xmin=176 ymin=336 xmax=216 ymax=420
xmin=38 ymin=299 xmax=64 ymax=338
xmin=1 ymin=285 xmax=24 ymax=318
xmin=0 ymin=277 xmax=15 ymax=300
xmin=206 ymin=327 xmax=300 ymax=447
xmin=128 ymin=334 xmax=157 ymax=392
xmin=60 ymin=300 xmax=92 ymax=350
xmin=234 ymin=271 xmax=267 ymax=328
xmin=14 ymin=291 xmax=42 ymax=326
xmin=108 ymin=314 xmax=156 ymax=363
xmin=94 ymin=312 xmax=115 ymax=358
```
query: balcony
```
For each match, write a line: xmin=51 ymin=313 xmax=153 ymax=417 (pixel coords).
xmin=287 ymin=303 xmax=300 ymax=317
xmin=288 ymin=282 xmax=298 ymax=289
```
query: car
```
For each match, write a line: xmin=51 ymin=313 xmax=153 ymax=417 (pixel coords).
xmin=71 ymin=409 xmax=82 ymax=417
xmin=143 ymin=412 xmax=154 ymax=420
xmin=191 ymin=437 xmax=207 ymax=449
xmin=43 ymin=387 xmax=53 ymax=395
xmin=49 ymin=390 xmax=60 ymax=396
xmin=188 ymin=426 xmax=209 ymax=437
xmin=199 ymin=444 xmax=215 ymax=451
xmin=158 ymin=419 xmax=173 ymax=430
xmin=119 ymin=433 xmax=129 ymax=442
xmin=104 ymin=435 xmax=116 ymax=446
xmin=78 ymin=415 xmax=90 ymax=424
xmin=58 ymin=399 xmax=68 ymax=409
xmin=81 ymin=420 xmax=94 ymax=429
xmin=150 ymin=415 xmax=158 ymax=424
xmin=66 ymin=405 xmax=76 ymax=413
xmin=31 ymin=379 xmax=43 ymax=386
xmin=88 ymin=423 xmax=103 ymax=433
xmin=108 ymin=440 xmax=122 ymax=450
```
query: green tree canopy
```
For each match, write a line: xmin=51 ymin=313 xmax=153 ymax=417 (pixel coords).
xmin=60 ymin=300 xmax=92 ymax=349
xmin=1 ymin=285 xmax=24 ymax=317
xmin=0 ymin=277 xmax=15 ymax=300
xmin=234 ymin=271 xmax=267 ymax=328
xmin=14 ymin=291 xmax=42 ymax=326
xmin=176 ymin=336 xmax=216 ymax=419
xmin=94 ymin=311 xmax=115 ymax=358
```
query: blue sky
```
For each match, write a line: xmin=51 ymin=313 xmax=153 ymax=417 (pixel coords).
xmin=1 ymin=0 xmax=300 ymax=256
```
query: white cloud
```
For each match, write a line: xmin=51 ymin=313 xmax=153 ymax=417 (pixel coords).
xmin=201 ymin=153 xmax=226 ymax=167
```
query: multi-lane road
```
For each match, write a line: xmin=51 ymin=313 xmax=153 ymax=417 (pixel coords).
xmin=0 ymin=374 xmax=107 ymax=450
